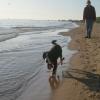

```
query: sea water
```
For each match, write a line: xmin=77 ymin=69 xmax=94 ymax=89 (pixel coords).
xmin=0 ymin=20 xmax=78 ymax=100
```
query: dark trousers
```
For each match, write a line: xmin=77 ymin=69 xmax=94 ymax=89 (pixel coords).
xmin=86 ymin=19 xmax=94 ymax=38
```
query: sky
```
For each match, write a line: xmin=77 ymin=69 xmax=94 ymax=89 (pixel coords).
xmin=0 ymin=0 xmax=100 ymax=20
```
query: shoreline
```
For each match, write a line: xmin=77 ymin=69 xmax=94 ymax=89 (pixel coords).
xmin=4 ymin=22 xmax=99 ymax=100
xmin=15 ymin=24 xmax=75 ymax=100
xmin=0 ymin=21 xmax=78 ymax=100
xmin=52 ymin=23 xmax=100 ymax=100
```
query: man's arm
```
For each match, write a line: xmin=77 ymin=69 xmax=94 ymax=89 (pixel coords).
xmin=93 ymin=7 xmax=96 ymax=21
xmin=83 ymin=7 xmax=86 ymax=22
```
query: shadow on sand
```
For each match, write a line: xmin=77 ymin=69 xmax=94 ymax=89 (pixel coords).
xmin=63 ymin=69 xmax=100 ymax=92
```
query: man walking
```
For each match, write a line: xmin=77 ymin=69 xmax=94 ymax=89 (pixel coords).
xmin=83 ymin=0 xmax=96 ymax=38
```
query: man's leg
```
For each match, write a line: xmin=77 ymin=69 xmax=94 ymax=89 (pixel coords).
xmin=86 ymin=19 xmax=93 ymax=38
xmin=88 ymin=20 xmax=93 ymax=38
xmin=86 ymin=20 xmax=90 ymax=38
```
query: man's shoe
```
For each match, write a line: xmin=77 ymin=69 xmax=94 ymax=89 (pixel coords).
xmin=88 ymin=36 xmax=91 ymax=39
xmin=88 ymin=35 xmax=91 ymax=39
xmin=85 ymin=36 xmax=88 ymax=38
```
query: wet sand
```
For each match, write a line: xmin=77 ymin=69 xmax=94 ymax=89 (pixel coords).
xmin=16 ymin=64 xmax=64 ymax=100
xmin=52 ymin=23 xmax=100 ymax=100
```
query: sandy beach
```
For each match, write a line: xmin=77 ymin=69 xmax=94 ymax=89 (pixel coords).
xmin=52 ymin=23 xmax=100 ymax=100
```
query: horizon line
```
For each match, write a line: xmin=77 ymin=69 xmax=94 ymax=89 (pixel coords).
xmin=0 ymin=18 xmax=82 ymax=21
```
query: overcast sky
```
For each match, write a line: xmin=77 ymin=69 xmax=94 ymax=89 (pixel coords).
xmin=0 ymin=0 xmax=100 ymax=20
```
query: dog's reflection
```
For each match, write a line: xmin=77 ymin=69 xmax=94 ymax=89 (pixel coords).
xmin=49 ymin=75 xmax=60 ymax=89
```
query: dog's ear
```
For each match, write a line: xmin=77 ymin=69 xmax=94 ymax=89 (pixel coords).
xmin=43 ymin=52 xmax=46 ymax=59
xmin=43 ymin=52 xmax=48 ymax=60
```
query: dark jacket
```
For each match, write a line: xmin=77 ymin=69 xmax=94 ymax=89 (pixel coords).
xmin=48 ymin=44 xmax=62 ymax=62
xmin=83 ymin=5 xmax=96 ymax=21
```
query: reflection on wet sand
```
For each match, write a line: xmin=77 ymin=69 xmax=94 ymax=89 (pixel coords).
xmin=49 ymin=75 xmax=60 ymax=89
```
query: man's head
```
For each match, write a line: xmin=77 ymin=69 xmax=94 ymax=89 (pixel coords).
xmin=51 ymin=40 xmax=57 ymax=45
xmin=87 ymin=0 xmax=91 ymax=5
